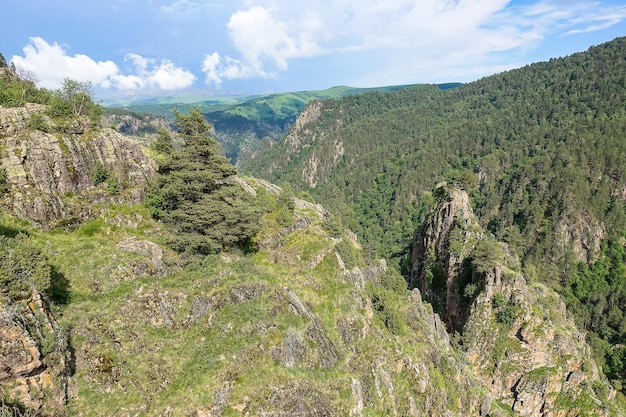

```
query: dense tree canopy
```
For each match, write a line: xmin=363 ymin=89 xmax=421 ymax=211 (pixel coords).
xmin=145 ymin=108 xmax=260 ymax=254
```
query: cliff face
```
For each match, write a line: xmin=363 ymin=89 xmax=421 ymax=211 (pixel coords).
xmin=0 ymin=104 xmax=156 ymax=228
xmin=409 ymin=185 xmax=618 ymax=416
xmin=260 ymin=100 xmax=346 ymax=188
xmin=408 ymin=186 xmax=483 ymax=333
xmin=100 ymin=112 xmax=171 ymax=138
xmin=0 ymin=289 xmax=69 ymax=415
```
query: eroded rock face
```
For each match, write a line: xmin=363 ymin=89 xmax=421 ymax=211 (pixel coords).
xmin=0 ymin=290 xmax=69 ymax=414
xmin=409 ymin=184 xmax=617 ymax=417
xmin=0 ymin=104 xmax=156 ymax=228
xmin=408 ymin=185 xmax=483 ymax=332
xmin=100 ymin=112 xmax=172 ymax=137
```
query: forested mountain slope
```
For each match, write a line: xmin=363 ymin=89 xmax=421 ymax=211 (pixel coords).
xmin=119 ymin=83 xmax=460 ymax=165
xmin=241 ymin=37 xmax=626 ymax=394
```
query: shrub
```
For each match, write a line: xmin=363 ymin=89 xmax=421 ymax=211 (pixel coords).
xmin=321 ymin=215 xmax=343 ymax=238
xmin=276 ymin=206 xmax=294 ymax=227
xmin=28 ymin=112 xmax=49 ymax=132
xmin=370 ymin=286 xmax=405 ymax=335
xmin=335 ymin=238 xmax=360 ymax=270
xmin=91 ymin=162 xmax=108 ymax=186
xmin=463 ymin=283 xmax=477 ymax=298
xmin=380 ymin=269 xmax=407 ymax=294
xmin=106 ymin=176 xmax=120 ymax=195
xmin=0 ymin=167 xmax=9 ymax=196
xmin=0 ymin=234 xmax=52 ymax=301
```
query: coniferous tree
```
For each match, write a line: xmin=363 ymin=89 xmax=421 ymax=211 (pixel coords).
xmin=145 ymin=108 xmax=260 ymax=254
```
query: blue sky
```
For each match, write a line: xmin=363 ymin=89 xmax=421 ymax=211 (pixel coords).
xmin=3 ymin=0 xmax=626 ymax=99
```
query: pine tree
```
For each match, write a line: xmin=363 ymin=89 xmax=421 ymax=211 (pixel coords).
xmin=145 ymin=108 xmax=260 ymax=254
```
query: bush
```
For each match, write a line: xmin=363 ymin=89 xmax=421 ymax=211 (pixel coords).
xmin=0 ymin=234 xmax=52 ymax=301
xmin=496 ymin=303 xmax=518 ymax=325
xmin=91 ymin=162 xmax=108 ymax=186
xmin=335 ymin=238 xmax=360 ymax=270
xmin=276 ymin=206 xmax=294 ymax=227
xmin=106 ymin=176 xmax=120 ymax=195
xmin=380 ymin=269 xmax=407 ymax=294
xmin=28 ymin=112 xmax=49 ymax=132
xmin=321 ymin=215 xmax=343 ymax=238
xmin=492 ymin=292 xmax=507 ymax=308
xmin=369 ymin=286 xmax=405 ymax=335
xmin=0 ymin=167 xmax=9 ymax=196
xmin=278 ymin=183 xmax=295 ymax=212
xmin=492 ymin=293 xmax=518 ymax=325
xmin=463 ymin=283 xmax=477 ymax=298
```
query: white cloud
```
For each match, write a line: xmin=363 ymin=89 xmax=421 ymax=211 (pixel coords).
xmin=112 ymin=53 xmax=197 ymax=90
xmin=147 ymin=60 xmax=197 ymax=90
xmin=202 ymin=0 xmax=626 ymax=87
xmin=160 ymin=0 xmax=200 ymax=14
xmin=11 ymin=37 xmax=119 ymax=89
xmin=203 ymin=5 xmax=324 ymax=86
xmin=11 ymin=37 xmax=196 ymax=91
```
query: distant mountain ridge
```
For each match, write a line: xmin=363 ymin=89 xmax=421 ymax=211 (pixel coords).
xmin=109 ymin=83 xmax=461 ymax=163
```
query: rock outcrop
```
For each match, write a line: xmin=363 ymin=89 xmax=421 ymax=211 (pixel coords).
xmin=0 ymin=104 xmax=156 ymax=228
xmin=0 ymin=290 xmax=69 ymax=415
xmin=100 ymin=112 xmax=172 ymax=138
xmin=409 ymin=184 xmax=618 ymax=416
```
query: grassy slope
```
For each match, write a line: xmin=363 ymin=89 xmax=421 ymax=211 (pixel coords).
xmin=0 ymin=185 xmax=479 ymax=416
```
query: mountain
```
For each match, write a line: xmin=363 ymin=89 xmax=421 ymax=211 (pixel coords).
xmin=0 ymin=102 xmax=619 ymax=413
xmin=1 ymin=42 xmax=626 ymax=415
xmin=115 ymin=84 xmax=461 ymax=165
xmin=0 ymin=102 xmax=489 ymax=415
xmin=240 ymin=36 xmax=626 ymax=397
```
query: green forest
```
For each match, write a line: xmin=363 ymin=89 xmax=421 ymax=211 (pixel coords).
xmin=242 ymin=37 xmax=626 ymax=392
xmin=119 ymin=83 xmax=459 ymax=164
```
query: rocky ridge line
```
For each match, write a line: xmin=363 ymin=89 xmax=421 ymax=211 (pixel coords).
xmin=409 ymin=184 xmax=619 ymax=416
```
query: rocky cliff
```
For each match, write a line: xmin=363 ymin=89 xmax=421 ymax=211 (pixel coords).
xmin=100 ymin=111 xmax=171 ymax=138
xmin=259 ymin=99 xmax=346 ymax=188
xmin=0 ymin=104 xmax=156 ymax=228
xmin=409 ymin=184 xmax=620 ymax=416
xmin=47 ymin=178 xmax=493 ymax=416
xmin=0 ymin=289 xmax=69 ymax=415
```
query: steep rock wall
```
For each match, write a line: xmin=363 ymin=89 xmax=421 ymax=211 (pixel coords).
xmin=0 ymin=104 xmax=156 ymax=228
xmin=409 ymin=184 xmax=619 ymax=416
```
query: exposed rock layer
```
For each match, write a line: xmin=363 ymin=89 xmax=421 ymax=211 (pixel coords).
xmin=1 ymin=104 xmax=156 ymax=228
xmin=0 ymin=290 xmax=69 ymax=414
xmin=409 ymin=185 xmax=617 ymax=416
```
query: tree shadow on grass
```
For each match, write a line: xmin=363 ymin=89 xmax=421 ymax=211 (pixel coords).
xmin=48 ymin=266 xmax=71 ymax=306
xmin=0 ymin=223 xmax=27 ymax=238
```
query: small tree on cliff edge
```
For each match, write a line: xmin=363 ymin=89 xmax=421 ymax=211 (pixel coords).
xmin=48 ymin=78 xmax=103 ymax=121
xmin=145 ymin=108 xmax=260 ymax=254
